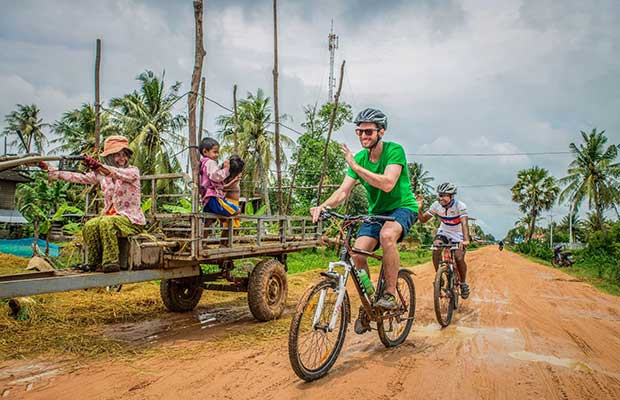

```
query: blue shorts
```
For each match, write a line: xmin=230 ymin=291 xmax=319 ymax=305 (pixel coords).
xmin=203 ymin=197 xmax=239 ymax=217
xmin=357 ymin=208 xmax=418 ymax=244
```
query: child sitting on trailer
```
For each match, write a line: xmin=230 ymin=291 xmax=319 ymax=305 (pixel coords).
xmin=220 ymin=154 xmax=244 ymax=228
xmin=198 ymin=137 xmax=240 ymax=217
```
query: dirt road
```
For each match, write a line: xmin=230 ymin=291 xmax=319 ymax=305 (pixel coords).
xmin=2 ymin=247 xmax=620 ymax=399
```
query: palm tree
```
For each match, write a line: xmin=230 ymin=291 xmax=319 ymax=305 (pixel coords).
xmin=511 ymin=166 xmax=559 ymax=241
xmin=51 ymin=103 xmax=116 ymax=156
xmin=2 ymin=104 xmax=49 ymax=153
xmin=559 ymin=129 xmax=620 ymax=232
xmin=216 ymin=89 xmax=294 ymax=214
xmin=559 ymin=209 xmax=584 ymax=243
xmin=110 ymin=70 xmax=187 ymax=188
xmin=408 ymin=162 xmax=434 ymax=196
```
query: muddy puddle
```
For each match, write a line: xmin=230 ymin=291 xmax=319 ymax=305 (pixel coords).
xmin=509 ymin=351 xmax=592 ymax=371
xmin=103 ymin=305 xmax=253 ymax=344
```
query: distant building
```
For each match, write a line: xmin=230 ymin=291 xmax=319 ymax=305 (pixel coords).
xmin=0 ymin=169 xmax=30 ymax=238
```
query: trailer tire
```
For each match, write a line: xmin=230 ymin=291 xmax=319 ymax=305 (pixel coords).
xmin=248 ymin=259 xmax=288 ymax=321
xmin=160 ymin=276 xmax=203 ymax=312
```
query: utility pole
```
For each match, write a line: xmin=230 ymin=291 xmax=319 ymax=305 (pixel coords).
xmin=327 ymin=20 xmax=339 ymax=102
xmin=94 ymin=38 xmax=102 ymax=155
xmin=317 ymin=61 xmax=345 ymax=206
xmin=273 ymin=0 xmax=283 ymax=215
xmin=568 ymin=203 xmax=573 ymax=247
xmin=549 ymin=209 xmax=554 ymax=249
xmin=233 ymin=84 xmax=239 ymax=154
xmin=198 ymin=77 xmax=206 ymax=142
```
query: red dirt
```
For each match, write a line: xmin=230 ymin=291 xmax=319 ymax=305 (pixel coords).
xmin=2 ymin=247 xmax=620 ymax=399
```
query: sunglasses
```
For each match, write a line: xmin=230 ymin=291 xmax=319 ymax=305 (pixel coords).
xmin=355 ymin=128 xmax=380 ymax=137
xmin=438 ymin=193 xmax=452 ymax=198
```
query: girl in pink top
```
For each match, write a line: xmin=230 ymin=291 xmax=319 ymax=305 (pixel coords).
xmin=40 ymin=136 xmax=145 ymax=273
xmin=199 ymin=138 xmax=240 ymax=216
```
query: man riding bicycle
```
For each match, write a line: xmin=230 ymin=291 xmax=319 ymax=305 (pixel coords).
xmin=416 ymin=182 xmax=471 ymax=299
xmin=310 ymin=107 xmax=418 ymax=313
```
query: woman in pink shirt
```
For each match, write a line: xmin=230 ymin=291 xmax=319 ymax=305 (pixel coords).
xmin=40 ymin=136 xmax=145 ymax=273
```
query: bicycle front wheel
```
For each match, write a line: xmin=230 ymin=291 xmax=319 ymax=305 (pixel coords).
xmin=434 ymin=264 xmax=454 ymax=327
xmin=288 ymin=279 xmax=349 ymax=382
xmin=377 ymin=269 xmax=416 ymax=347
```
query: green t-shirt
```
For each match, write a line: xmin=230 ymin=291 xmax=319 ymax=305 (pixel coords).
xmin=347 ymin=141 xmax=418 ymax=214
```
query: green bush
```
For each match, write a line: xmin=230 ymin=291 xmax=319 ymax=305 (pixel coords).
xmin=579 ymin=222 xmax=620 ymax=281
xmin=514 ymin=241 xmax=553 ymax=261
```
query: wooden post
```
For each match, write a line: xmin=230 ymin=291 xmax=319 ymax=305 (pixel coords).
xmin=285 ymin=146 xmax=301 ymax=214
xmin=198 ymin=77 xmax=206 ymax=142
xmin=316 ymin=60 xmax=345 ymax=206
xmin=150 ymin=179 xmax=157 ymax=217
xmin=94 ymin=38 xmax=102 ymax=155
xmin=188 ymin=0 xmax=206 ymax=257
xmin=272 ymin=0 xmax=283 ymax=215
xmin=233 ymin=84 xmax=240 ymax=154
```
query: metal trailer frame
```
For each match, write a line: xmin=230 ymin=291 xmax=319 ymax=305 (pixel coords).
xmin=0 ymin=172 xmax=325 ymax=321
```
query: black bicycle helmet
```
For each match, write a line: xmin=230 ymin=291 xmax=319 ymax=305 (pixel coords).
xmin=354 ymin=107 xmax=388 ymax=130
xmin=436 ymin=182 xmax=457 ymax=195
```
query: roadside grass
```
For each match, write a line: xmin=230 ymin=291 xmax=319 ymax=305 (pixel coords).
xmin=508 ymin=248 xmax=620 ymax=296
xmin=0 ymin=247 xmax=431 ymax=361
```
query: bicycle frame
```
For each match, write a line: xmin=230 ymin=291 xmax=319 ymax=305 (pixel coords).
xmin=432 ymin=243 xmax=461 ymax=294
xmin=313 ymin=213 xmax=390 ymax=332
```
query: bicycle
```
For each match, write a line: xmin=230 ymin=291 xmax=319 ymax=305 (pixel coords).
xmin=431 ymin=242 xmax=462 ymax=327
xmin=288 ymin=209 xmax=416 ymax=382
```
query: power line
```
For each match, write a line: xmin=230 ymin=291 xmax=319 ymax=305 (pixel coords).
xmin=409 ymin=151 xmax=571 ymax=157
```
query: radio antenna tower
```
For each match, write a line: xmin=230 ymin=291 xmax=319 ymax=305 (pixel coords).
xmin=328 ymin=20 xmax=339 ymax=102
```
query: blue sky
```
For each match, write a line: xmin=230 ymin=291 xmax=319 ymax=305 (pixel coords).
xmin=1 ymin=0 xmax=619 ymax=238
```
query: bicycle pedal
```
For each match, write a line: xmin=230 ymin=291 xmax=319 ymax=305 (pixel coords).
xmin=354 ymin=319 xmax=371 ymax=335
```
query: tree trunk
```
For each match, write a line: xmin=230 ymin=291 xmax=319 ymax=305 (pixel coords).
xmin=258 ymin=160 xmax=271 ymax=215
xmin=527 ymin=209 xmax=537 ymax=241
xmin=188 ymin=0 xmax=206 ymax=195
xmin=32 ymin=220 xmax=40 ymax=256
xmin=45 ymin=230 xmax=51 ymax=256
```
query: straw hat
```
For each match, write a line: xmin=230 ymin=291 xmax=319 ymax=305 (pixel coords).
xmin=101 ymin=136 xmax=133 ymax=157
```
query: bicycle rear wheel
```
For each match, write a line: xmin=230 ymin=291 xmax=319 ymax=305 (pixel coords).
xmin=288 ymin=279 xmax=349 ymax=382
xmin=434 ymin=264 xmax=455 ymax=327
xmin=377 ymin=269 xmax=416 ymax=347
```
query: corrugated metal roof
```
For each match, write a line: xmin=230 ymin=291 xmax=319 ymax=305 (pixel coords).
xmin=0 ymin=169 xmax=31 ymax=182
xmin=0 ymin=209 xmax=29 ymax=224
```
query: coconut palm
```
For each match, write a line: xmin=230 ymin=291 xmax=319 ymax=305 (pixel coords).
xmin=559 ymin=209 xmax=584 ymax=243
xmin=2 ymin=104 xmax=49 ymax=154
xmin=408 ymin=162 xmax=434 ymax=196
xmin=559 ymin=129 xmax=620 ymax=232
xmin=511 ymin=166 xmax=559 ymax=241
xmin=216 ymin=89 xmax=294 ymax=214
xmin=51 ymin=103 xmax=116 ymax=156
xmin=110 ymin=70 xmax=187 ymax=187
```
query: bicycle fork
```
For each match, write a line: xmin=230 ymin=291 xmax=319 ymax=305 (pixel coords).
xmin=313 ymin=261 xmax=351 ymax=332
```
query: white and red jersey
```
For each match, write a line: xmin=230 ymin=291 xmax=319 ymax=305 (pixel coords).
xmin=426 ymin=199 xmax=468 ymax=242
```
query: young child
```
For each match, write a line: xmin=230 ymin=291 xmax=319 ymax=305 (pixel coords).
xmin=220 ymin=155 xmax=244 ymax=228
xmin=199 ymin=137 xmax=239 ymax=217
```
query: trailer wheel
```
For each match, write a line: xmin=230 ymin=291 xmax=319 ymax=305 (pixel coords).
xmin=160 ymin=276 xmax=203 ymax=312
xmin=248 ymin=259 xmax=288 ymax=321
